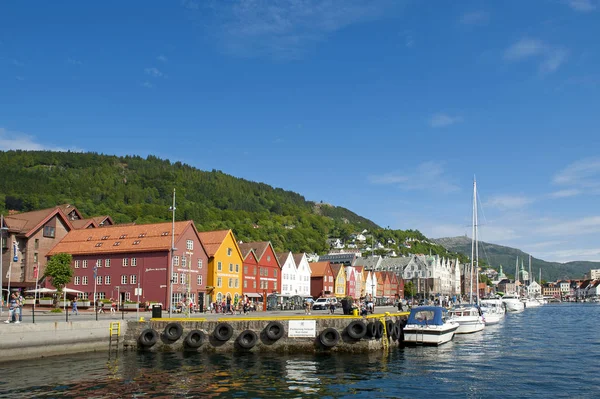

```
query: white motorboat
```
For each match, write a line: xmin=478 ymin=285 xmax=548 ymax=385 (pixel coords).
xmin=448 ymin=304 xmax=486 ymax=333
xmin=521 ymin=297 xmax=542 ymax=308
xmin=479 ymin=297 xmax=505 ymax=325
xmin=502 ymin=293 xmax=525 ymax=313
xmin=403 ymin=306 xmax=459 ymax=346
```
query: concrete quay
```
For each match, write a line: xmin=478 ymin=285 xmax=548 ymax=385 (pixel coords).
xmin=0 ymin=306 xmax=408 ymax=362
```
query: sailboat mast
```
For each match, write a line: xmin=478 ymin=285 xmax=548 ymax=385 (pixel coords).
xmin=515 ymin=256 xmax=519 ymax=295
xmin=470 ymin=178 xmax=476 ymax=304
xmin=529 ymin=255 xmax=533 ymax=283
xmin=474 ymin=179 xmax=479 ymax=303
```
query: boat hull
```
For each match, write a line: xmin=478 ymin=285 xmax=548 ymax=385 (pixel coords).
xmin=502 ymin=298 xmax=525 ymax=313
xmin=403 ymin=323 xmax=459 ymax=346
xmin=453 ymin=316 xmax=485 ymax=334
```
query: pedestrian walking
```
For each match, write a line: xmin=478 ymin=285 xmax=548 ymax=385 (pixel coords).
xmin=18 ymin=292 xmax=24 ymax=322
xmin=4 ymin=293 xmax=18 ymax=323
xmin=72 ymin=297 xmax=79 ymax=315
xmin=110 ymin=298 xmax=116 ymax=314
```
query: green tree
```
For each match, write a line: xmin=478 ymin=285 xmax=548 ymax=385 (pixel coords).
xmin=44 ymin=253 xmax=73 ymax=307
xmin=404 ymin=281 xmax=416 ymax=299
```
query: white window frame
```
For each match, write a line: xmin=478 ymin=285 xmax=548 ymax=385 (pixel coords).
xmin=186 ymin=239 xmax=193 ymax=250
xmin=105 ymin=275 xmax=111 ymax=285
xmin=82 ymin=276 xmax=88 ymax=285
xmin=121 ymin=275 xmax=127 ymax=284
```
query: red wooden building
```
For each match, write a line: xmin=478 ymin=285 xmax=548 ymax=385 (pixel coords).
xmin=238 ymin=241 xmax=280 ymax=302
xmin=309 ymin=261 xmax=335 ymax=298
xmin=47 ymin=220 xmax=208 ymax=310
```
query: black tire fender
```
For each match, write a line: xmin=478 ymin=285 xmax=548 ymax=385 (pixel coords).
xmin=319 ymin=327 xmax=340 ymax=347
xmin=346 ymin=320 xmax=367 ymax=340
xmin=385 ymin=320 xmax=394 ymax=337
xmin=375 ymin=321 xmax=384 ymax=339
xmin=163 ymin=322 xmax=184 ymax=342
xmin=184 ymin=329 xmax=205 ymax=348
xmin=366 ymin=322 xmax=377 ymax=338
xmin=391 ymin=324 xmax=401 ymax=341
xmin=213 ymin=322 xmax=234 ymax=342
xmin=138 ymin=329 xmax=159 ymax=348
xmin=264 ymin=321 xmax=285 ymax=341
xmin=237 ymin=329 xmax=258 ymax=349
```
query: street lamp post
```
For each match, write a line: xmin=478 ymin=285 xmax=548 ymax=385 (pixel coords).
xmin=0 ymin=215 xmax=7 ymax=317
xmin=168 ymin=188 xmax=176 ymax=318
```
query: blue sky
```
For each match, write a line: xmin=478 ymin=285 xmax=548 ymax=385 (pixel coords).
xmin=1 ymin=0 xmax=599 ymax=263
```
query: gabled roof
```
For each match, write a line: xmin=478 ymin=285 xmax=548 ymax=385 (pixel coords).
xmin=309 ymin=261 xmax=331 ymax=277
xmin=238 ymin=243 xmax=257 ymax=260
xmin=4 ymin=206 xmax=74 ymax=237
xmin=330 ymin=263 xmax=342 ymax=277
xmin=57 ymin=204 xmax=84 ymax=220
xmin=71 ymin=218 xmax=98 ymax=229
xmin=47 ymin=220 xmax=197 ymax=256
xmin=197 ymin=230 xmax=230 ymax=257
xmin=238 ymin=241 xmax=272 ymax=261
xmin=293 ymin=253 xmax=305 ymax=266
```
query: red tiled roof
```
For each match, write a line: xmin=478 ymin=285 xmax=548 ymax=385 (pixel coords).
xmin=309 ymin=261 xmax=331 ymax=277
xmin=4 ymin=206 xmax=74 ymax=237
xmin=197 ymin=230 xmax=230 ymax=257
xmin=47 ymin=221 xmax=193 ymax=256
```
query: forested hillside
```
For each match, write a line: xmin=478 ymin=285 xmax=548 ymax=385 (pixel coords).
xmin=433 ymin=236 xmax=597 ymax=281
xmin=0 ymin=150 xmax=452 ymax=257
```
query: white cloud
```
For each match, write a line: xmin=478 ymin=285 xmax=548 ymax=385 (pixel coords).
xmin=534 ymin=247 xmax=600 ymax=263
xmin=195 ymin=0 xmax=397 ymax=59
xmin=553 ymin=157 xmax=600 ymax=189
xmin=0 ymin=127 xmax=76 ymax=151
xmin=459 ymin=11 xmax=490 ymax=25
xmin=369 ymin=161 xmax=460 ymax=193
xmin=535 ymin=216 xmax=600 ymax=236
xmin=429 ymin=113 xmax=463 ymax=128
xmin=549 ymin=189 xmax=581 ymax=198
xmin=486 ymin=195 xmax=534 ymax=210
xmin=141 ymin=81 xmax=154 ymax=89
xmin=566 ymin=0 xmax=597 ymax=12
xmin=504 ymin=38 xmax=568 ymax=74
xmin=157 ymin=55 xmax=168 ymax=62
xmin=144 ymin=67 xmax=163 ymax=78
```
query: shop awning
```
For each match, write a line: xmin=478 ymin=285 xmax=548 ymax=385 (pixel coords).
xmin=244 ymin=293 xmax=263 ymax=298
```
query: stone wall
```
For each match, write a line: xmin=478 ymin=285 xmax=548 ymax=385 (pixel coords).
xmin=124 ymin=315 xmax=404 ymax=354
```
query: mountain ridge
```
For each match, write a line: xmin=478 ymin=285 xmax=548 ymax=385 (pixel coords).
xmin=432 ymin=236 xmax=598 ymax=281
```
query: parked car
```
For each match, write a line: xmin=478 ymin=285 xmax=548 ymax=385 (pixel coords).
xmin=312 ymin=297 xmax=339 ymax=310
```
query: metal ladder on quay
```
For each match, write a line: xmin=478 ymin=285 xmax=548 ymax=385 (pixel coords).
xmin=109 ymin=322 xmax=121 ymax=352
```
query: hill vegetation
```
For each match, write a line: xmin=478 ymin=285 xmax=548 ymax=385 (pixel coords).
xmin=433 ymin=236 xmax=597 ymax=282
xmin=0 ymin=150 xmax=454 ymax=258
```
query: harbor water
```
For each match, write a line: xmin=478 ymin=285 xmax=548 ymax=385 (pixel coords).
xmin=1 ymin=303 xmax=598 ymax=398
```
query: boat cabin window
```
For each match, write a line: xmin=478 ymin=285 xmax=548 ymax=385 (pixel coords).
xmin=414 ymin=310 xmax=435 ymax=322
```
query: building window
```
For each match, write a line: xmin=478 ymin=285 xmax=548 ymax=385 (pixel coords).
xmin=181 ymin=273 xmax=186 ymax=285
xmin=253 ymin=281 xmax=256 ymax=288
xmin=74 ymin=260 xmax=79 ymax=269
xmin=186 ymin=240 xmax=193 ymax=250
xmin=197 ymin=275 xmax=203 ymax=285
xmin=121 ymin=275 xmax=127 ymax=285
xmin=273 ymin=281 xmax=277 ymax=290
xmin=172 ymin=273 xmax=178 ymax=285
xmin=217 ymin=277 xmax=222 ymax=287
xmin=131 ymin=258 xmax=137 ymax=267
xmin=97 ymin=259 xmax=102 ymax=268
xmin=123 ymin=258 xmax=128 ymax=267
xmin=43 ymin=226 xmax=55 ymax=238
xmin=243 ymin=280 xmax=247 ymax=288
xmin=95 ymin=243 xmax=103 ymax=248
xmin=228 ymin=278 xmax=233 ymax=288
xmin=82 ymin=276 xmax=88 ymax=285
xmin=197 ymin=259 xmax=203 ymax=269
xmin=130 ymin=275 xmax=137 ymax=284
xmin=105 ymin=259 xmax=111 ymax=268
xmin=74 ymin=276 xmax=81 ymax=285
xmin=97 ymin=276 xmax=102 ymax=285
xmin=34 ymin=239 xmax=39 ymax=250
xmin=227 ymin=248 xmax=232 ymax=256
xmin=229 ymin=263 xmax=233 ymax=272
xmin=217 ymin=261 xmax=222 ymax=271
xmin=125 ymin=292 xmax=131 ymax=301
xmin=274 ymin=269 xmax=277 ymax=278
xmin=34 ymin=253 xmax=38 ymax=263
xmin=182 ymin=256 xmax=187 ymax=268
xmin=253 ymin=267 xmax=257 ymax=276
xmin=235 ymin=279 xmax=239 ymax=288
xmin=267 ymin=255 xmax=271 ymax=261
xmin=235 ymin=264 xmax=239 ymax=273
xmin=174 ymin=256 xmax=179 ymax=266
xmin=82 ymin=260 xmax=88 ymax=269
xmin=105 ymin=275 xmax=111 ymax=285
